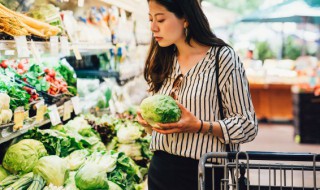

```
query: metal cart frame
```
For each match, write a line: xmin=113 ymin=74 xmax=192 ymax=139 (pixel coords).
xmin=198 ymin=151 xmax=320 ymax=190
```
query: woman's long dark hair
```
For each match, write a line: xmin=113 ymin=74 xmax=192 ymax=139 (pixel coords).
xmin=145 ymin=0 xmax=229 ymax=93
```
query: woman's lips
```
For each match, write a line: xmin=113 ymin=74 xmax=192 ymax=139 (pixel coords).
xmin=155 ymin=37 xmax=163 ymax=41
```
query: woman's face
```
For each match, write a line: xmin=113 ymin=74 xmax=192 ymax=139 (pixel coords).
xmin=148 ymin=0 xmax=186 ymax=47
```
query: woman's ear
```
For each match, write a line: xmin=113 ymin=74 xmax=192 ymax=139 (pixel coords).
xmin=184 ymin=19 xmax=189 ymax=28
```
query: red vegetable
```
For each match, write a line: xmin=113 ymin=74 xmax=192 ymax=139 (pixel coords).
xmin=17 ymin=63 xmax=24 ymax=70
xmin=0 ymin=60 xmax=8 ymax=69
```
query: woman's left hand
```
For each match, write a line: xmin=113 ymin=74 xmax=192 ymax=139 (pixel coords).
xmin=153 ymin=102 xmax=201 ymax=134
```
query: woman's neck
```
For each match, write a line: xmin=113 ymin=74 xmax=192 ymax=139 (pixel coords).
xmin=175 ymin=39 xmax=209 ymax=58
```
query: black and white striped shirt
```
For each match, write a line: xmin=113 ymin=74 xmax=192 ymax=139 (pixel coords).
xmin=150 ymin=46 xmax=258 ymax=162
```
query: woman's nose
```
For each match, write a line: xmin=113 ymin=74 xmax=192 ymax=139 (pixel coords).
xmin=150 ymin=21 xmax=159 ymax=32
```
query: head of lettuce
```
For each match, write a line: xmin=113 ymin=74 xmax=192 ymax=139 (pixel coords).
xmin=140 ymin=95 xmax=181 ymax=128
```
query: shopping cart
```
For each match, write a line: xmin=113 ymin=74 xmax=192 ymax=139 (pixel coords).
xmin=198 ymin=151 xmax=320 ymax=190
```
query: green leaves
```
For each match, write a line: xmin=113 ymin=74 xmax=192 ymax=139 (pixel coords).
xmin=140 ymin=95 xmax=181 ymax=128
xmin=0 ymin=80 xmax=30 ymax=110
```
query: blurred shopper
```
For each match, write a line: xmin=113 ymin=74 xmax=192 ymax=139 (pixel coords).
xmin=137 ymin=0 xmax=258 ymax=189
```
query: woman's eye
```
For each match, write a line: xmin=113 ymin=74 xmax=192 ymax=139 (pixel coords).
xmin=149 ymin=20 xmax=153 ymax=22
xmin=158 ymin=20 xmax=165 ymax=23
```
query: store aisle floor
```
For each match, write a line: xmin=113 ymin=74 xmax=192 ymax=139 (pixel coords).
xmin=241 ymin=123 xmax=320 ymax=153
xmin=240 ymin=123 xmax=320 ymax=188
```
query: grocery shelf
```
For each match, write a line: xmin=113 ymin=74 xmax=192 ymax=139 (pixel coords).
xmin=0 ymin=105 xmax=64 ymax=145
xmin=0 ymin=40 xmax=114 ymax=56
xmin=0 ymin=119 xmax=51 ymax=144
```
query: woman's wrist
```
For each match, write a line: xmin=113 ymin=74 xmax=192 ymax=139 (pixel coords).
xmin=201 ymin=121 xmax=216 ymax=135
xmin=200 ymin=121 xmax=224 ymax=138
xmin=197 ymin=120 xmax=203 ymax=133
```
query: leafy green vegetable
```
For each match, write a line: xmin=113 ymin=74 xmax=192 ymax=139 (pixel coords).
xmin=33 ymin=155 xmax=68 ymax=186
xmin=66 ymin=149 xmax=90 ymax=171
xmin=0 ymin=78 xmax=30 ymax=110
xmin=0 ymin=165 xmax=9 ymax=182
xmin=23 ymin=64 xmax=50 ymax=92
xmin=64 ymin=171 xmax=79 ymax=190
xmin=137 ymin=136 xmax=153 ymax=161
xmin=24 ymin=117 xmax=105 ymax=157
xmin=116 ymin=122 xmax=142 ymax=144
xmin=107 ymin=151 xmax=143 ymax=189
xmin=140 ymin=94 xmax=181 ymax=128
xmin=2 ymin=139 xmax=47 ymax=174
xmin=75 ymin=162 xmax=109 ymax=190
xmin=108 ymin=180 xmax=122 ymax=190
xmin=24 ymin=128 xmax=88 ymax=157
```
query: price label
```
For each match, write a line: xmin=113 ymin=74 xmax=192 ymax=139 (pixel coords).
xmin=4 ymin=50 xmax=15 ymax=56
xmin=50 ymin=36 xmax=59 ymax=56
xmin=72 ymin=45 xmax=82 ymax=60
xmin=71 ymin=96 xmax=81 ymax=115
xmin=35 ymin=100 xmax=45 ymax=109
xmin=36 ymin=104 xmax=47 ymax=123
xmin=78 ymin=0 xmax=84 ymax=7
xmin=60 ymin=36 xmax=70 ymax=56
xmin=30 ymin=40 xmax=42 ymax=64
xmin=24 ymin=110 xmax=29 ymax=120
xmin=63 ymin=100 xmax=73 ymax=121
xmin=14 ymin=36 xmax=30 ymax=58
xmin=14 ymin=107 xmax=25 ymax=131
xmin=48 ymin=105 xmax=61 ymax=126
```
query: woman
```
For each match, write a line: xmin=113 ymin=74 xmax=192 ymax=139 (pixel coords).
xmin=137 ymin=0 xmax=258 ymax=189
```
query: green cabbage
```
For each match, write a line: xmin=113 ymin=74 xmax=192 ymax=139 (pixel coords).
xmin=117 ymin=143 xmax=142 ymax=160
xmin=116 ymin=122 xmax=142 ymax=143
xmin=2 ymin=139 xmax=47 ymax=174
xmin=75 ymin=163 xmax=109 ymax=190
xmin=33 ymin=155 xmax=68 ymax=186
xmin=86 ymin=152 xmax=117 ymax=173
xmin=64 ymin=171 xmax=79 ymax=190
xmin=66 ymin=149 xmax=90 ymax=171
xmin=140 ymin=95 xmax=181 ymax=128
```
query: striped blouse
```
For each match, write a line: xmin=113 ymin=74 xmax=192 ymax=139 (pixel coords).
xmin=150 ymin=46 xmax=258 ymax=163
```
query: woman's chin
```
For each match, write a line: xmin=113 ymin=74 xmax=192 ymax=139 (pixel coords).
xmin=157 ymin=41 xmax=172 ymax=47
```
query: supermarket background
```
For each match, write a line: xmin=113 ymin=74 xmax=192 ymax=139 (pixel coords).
xmin=0 ymin=0 xmax=319 ymax=189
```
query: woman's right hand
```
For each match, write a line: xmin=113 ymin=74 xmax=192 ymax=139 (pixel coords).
xmin=136 ymin=110 xmax=153 ymax=134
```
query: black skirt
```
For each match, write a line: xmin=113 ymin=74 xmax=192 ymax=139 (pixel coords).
xmin=148 ymin=151 xmax=224 ymax=190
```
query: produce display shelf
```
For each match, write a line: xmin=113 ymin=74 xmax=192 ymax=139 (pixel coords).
xmin=0 ymin=40 xmax=113 ymax=54
xmin=0 ymin=105 xmax=64 ymax=144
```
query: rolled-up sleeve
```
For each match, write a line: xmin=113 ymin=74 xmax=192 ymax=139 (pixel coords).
xmin=217 ymin=48 xmax=258 ymax=144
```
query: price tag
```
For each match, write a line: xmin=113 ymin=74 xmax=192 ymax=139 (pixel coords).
xmin=60 ymin=36 xmax=70 ymax=56
xmin=36 ymin=104 xmax=47 ymax=123
xmin=24 ymin=110 xmax=29 ymax=120
xmin=35 ymin=100 xmax=45 ymax=109
xmin=4 ymin=50 xmax=15 ymax=56
xmin=63 ymin=100 xmax=73 ymax=121
xmin=48 ymin=105 xmax=61 ymax=126
xmin=1 ymin=128 xmax=13 ymax=138
xmin=72 ymin=45 xmax=82 ymax=60
xmin=78 ymin=0 xmax=84 ymax=7
xmin=14 ymin=36 xmax=30 ymax=58
xmin=30 ymin=40 xmax=42 ymax=64
xmin=13 ymin=107 xmax=25 ymax=131
xmin=50 ymin=36 xmax=59 ymax=56
xmin=71 ymin=96 xmax=81 ymax=115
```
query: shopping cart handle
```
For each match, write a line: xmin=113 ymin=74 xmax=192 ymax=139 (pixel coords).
xmin=227 ymin=151 xmax=320 ymax=161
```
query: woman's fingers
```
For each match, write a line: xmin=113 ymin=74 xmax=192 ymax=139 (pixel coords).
xmin=153 ymin=127 xmax=181 ymax=134
xmin=157 ymin=122 xmax=181 ymax=129
xmin=136 ymin=112 xmax=150 ymax=127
